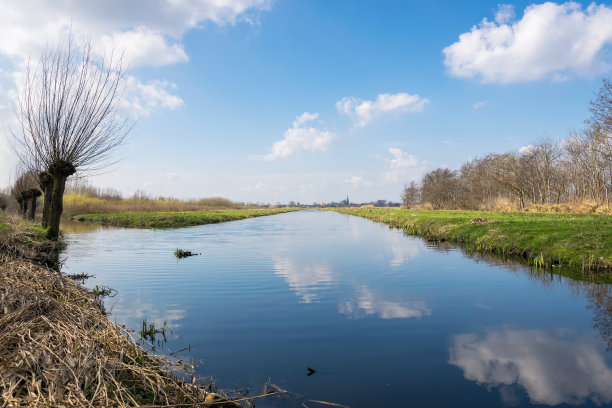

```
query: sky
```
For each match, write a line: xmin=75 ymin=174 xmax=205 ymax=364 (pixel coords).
xmin=1 ymin=0 xmax=612 ymax=204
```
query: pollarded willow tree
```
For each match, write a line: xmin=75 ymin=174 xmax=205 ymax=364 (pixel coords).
xmin=14 ymin=37 xmax=132 ymax=238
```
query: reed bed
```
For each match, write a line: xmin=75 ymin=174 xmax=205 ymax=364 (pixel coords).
xmin=62 ymin=193 xmax=246 ymax=216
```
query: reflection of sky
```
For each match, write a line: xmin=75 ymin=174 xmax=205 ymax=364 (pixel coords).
xmin=110 ymin=297 xmax=186 ymax=340
xmin=449 ymin=328 xmax=612 ymax=406
xmin=339 ymin=285 xmax=431 ymax=319
xmin=390 ymin=233 xmax=422 ymax=267
xmin=272 ymin=257 xmax=336 ymax=303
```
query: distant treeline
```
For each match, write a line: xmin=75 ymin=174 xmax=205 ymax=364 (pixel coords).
xmin=403 ymin=79 xmax=612 ymax=213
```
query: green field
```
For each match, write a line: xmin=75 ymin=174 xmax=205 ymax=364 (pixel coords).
xmin=328 ymin=208 xmax=612 ymax=280
xmin=72 ymin=208 xmax=300 ymax=228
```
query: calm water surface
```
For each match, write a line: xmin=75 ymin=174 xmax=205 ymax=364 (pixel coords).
xmin=60 ymin=210 xmax=612 ymax=407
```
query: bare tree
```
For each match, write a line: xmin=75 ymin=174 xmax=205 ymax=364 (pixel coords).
xmin=13 ymin=37 xmax=131 ymax=238
xmin=402 ymin=181 xmax=420 ymax=208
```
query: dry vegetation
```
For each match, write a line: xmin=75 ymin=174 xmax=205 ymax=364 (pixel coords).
xmin=0 ymin=215 xmax=281 ymax=407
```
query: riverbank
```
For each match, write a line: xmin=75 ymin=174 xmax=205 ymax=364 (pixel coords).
xmin=73 ymin=208 xmax=300 ymax=228
xmin=328 ymin=208 xmax=612 ymax=280
xmin=0 ymin=215 xmax=264 ymax=406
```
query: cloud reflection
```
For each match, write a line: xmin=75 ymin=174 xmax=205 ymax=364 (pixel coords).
xmin=449 ymin=328 xmax=612 ymax=406
xmin=272 ymin=257 xmax=336 ymax=303
xmin=339 ymin=286 xmax=431 ymax=319
xmin=390 ymin=236 xmax=422 ymax=267
xmin=110 ymin=297 xmax=187 ymax=339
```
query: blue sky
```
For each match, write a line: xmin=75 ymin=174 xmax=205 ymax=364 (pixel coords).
xmin=1 ymin=0 xmax=612 ymax=203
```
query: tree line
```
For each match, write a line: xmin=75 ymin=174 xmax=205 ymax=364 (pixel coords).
xmin=403 ymin=79 xmax=612 ymax=211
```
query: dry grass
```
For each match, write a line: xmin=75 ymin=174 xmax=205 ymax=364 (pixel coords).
xmin=0 ymin=215 xmax=280 ymax=407
xmin=0 ymin=256 xmax=255 ymax=407
xmin=413 ymin=197 xmax=611 ymax=214
xmin=62 ymin=193 xmax=246 ymax=216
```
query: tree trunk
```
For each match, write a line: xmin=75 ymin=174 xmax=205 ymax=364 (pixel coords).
xmin=28 ymin=190 xmax=41 ymax=221
xmin=47 ymin=161 xmax=76 ymax=239
xmin=22 ymin=195 xmax=29 ymax=218
xmin=28 ymin=196 xmax=37 ymax=220
xmin=39 ymin=172 xmax=53 ymax=228
xmin=47 ymin=174 xmax=68 ymax=239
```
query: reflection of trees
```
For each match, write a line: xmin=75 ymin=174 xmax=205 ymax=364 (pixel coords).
xmin=588 ymin=284 xmax=612 ymax=351
xmin=449 ymin=328 xmax=612 ymax=406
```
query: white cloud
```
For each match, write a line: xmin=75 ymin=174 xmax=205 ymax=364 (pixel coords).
xmin=345 ymin=176 xmax=371 ymax=189
xmin=518 ymin=143 xmax=536 ymax=154
xmin=100 ymin=28 xmax=188 ymax=67
xmin=472 ymin=100 xmax=488 ymax=110
xmin=495 ymin=4 xmax=516 ymax=24
xmin=0 ymin=0 xmax=272 ymax=67
xmin=449 ymin=328 xmax=612 ymax=406
xmin=382 ymin=147 xmax=432 ymax=184
xmin=443 ymin=2 xmax=612 ymax=83
xmin=336 ymin=92 xmax=429 ymax=127
xmin=256 ymin=112 xmax=335 ymax=161
xmin=123 ymin=77 xmax=184 ymax=118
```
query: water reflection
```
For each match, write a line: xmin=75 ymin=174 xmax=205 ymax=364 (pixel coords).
xmin=449 ymin=328 xmax=612 ymax=406
xmin=272 ymin=257 xmax=336 ymax=303
xmin=338 ymin=285 xmax=431 ymax=319
xmin=111 ymin=298 xmax=187 ymax=339
xmin=390 ymin=233 xmax=422 ymax=267
xmin=60 ymin=218 xmax=105 ymax=234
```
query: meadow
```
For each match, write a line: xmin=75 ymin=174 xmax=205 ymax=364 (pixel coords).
xmin=73 ymin=208 xmax=299 ymax=228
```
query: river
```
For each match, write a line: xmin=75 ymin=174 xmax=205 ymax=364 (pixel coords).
xmin=60 ymin=210 xmax=612 ymax=407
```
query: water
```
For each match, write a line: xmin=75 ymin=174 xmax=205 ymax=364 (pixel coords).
xmin=60 ymin=210 xmax=612 ymax=407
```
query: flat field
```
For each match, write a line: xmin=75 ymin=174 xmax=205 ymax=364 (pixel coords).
xmin=73 ymin=208 xmax=300 ymax=228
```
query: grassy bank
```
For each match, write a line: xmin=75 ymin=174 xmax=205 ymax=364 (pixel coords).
xmin=328 ymin=208 xmax=612 ymax=280
xmin=73 ymin=208 xmax=300 ymax=228
xmin=0 ymin=215 xmax=276 ymax=406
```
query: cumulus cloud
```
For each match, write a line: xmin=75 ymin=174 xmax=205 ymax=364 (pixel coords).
xmin=336 ymin=92 xmax=429 ymax=127
xmin=449 ymin=328 xmax=612 ymax=406
xmin=122 ymin=78 xmax=184 ymax=118
xmin=256 ymin=112 xmax=335 ymax=161
xmin=382 ymin=147 xmax=432 ymax=184
xmin=443 ymin=2 xmax=612 ymax=83
xmin=0 ymin=0 xmax=272 ymax=66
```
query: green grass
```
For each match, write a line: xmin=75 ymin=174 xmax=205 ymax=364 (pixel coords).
xmin=327 ymin=208 xmax=612 ymax=281
xmin=72 ymin=208 xmax=300 ymax=228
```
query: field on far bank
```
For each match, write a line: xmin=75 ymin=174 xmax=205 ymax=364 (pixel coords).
xmin=73 ymin=208 xmax=300 ymax=228
xmin=62 ymin=192 xmax=248 ymax=215
xmin=328 ymin=208 xmax=612 ymax=279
